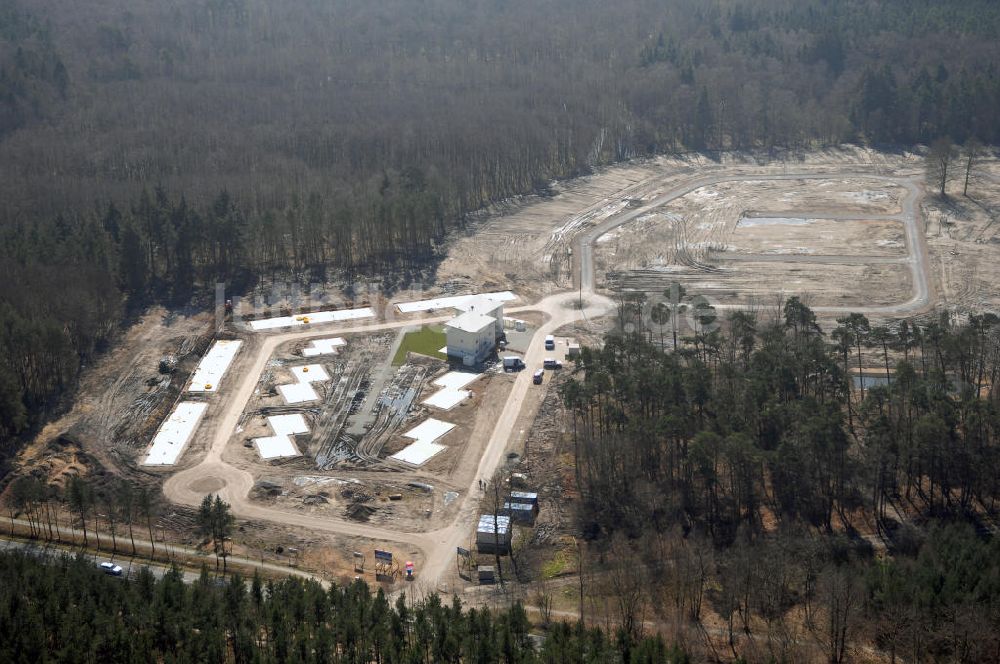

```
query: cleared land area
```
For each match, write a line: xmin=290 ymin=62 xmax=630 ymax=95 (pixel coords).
xmin=921 ymin=159 xmax=1000 ymax=314
xmin=593 ymin=174 xmax=917 ymax=308
xmin=727 ymin=218 xmax=906 ymax=257
xmin=25 ymin=148 xmax=999 ymax=590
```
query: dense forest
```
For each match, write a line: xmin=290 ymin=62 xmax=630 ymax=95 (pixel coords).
xmin=555 ymin=298 xmax=1000 ymax=659
xmin=564 ymin=298 xmax=1000 ymax=542
xmin=3 ymin=0 xmax=1000 ymax=460
xmin=0 ymin=551 xmax=690 ymax=663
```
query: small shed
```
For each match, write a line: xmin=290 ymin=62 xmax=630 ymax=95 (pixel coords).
xmin=478 ymin=566 xmax=496 ymax=584
xmin=509 ymin=491 xmax=538 ymax=507
xmin=503 ymin=501 xmax=537 ymax=525
xmin=476 ymin=514 xmax=512 ymax=554
xmin=567 ymin=343 xmax=581 ymax=358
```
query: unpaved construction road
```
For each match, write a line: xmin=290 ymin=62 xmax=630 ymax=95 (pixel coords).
xmin=162 ymin=166 xmax=932 ymax=592
xmin=163 ymin=290 xmax=613 ymax=594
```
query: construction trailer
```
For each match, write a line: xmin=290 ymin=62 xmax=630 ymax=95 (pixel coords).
xmin=476 ymin=514 xmax=512 ymax=554
xmin=502 ymin=500 xmax=537 ymax=525
xmin=509 ymin=491 xmax=539 ymax=507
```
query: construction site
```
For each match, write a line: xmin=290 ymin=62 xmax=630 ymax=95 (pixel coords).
xmin=11 ymin=146 xmax=1000 ymax=598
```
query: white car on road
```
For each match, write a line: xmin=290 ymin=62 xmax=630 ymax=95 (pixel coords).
xmin=99 ymin=561 xmax=123 ymax=576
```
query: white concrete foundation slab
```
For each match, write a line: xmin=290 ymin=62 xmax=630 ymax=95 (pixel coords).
xmin=302 ymin=337 xmax=346 ymax=357
xmin=423 ymin=389 xmax=471 ymax=410
xmin=422 ymin=371 xmax=480 ymax=410
xmin=395 ymin=291 xmax=516 ymax=313
xmin=278 ymin=383 xmax=319 ymax=404
xmin=267 ymin=414 xmax=309 ymax=436
xmin=254 ymin=435 xmax=301 ymax=460
xmin=187 ymin=340 xmax=243 ymax=392
xmin=434 ymin=371 xmax=480 ymax=390
xmin=143 ymin=401 xmax=208 ymax=466
xmin=291 ymin=364 xmax=330 ymax=383
xmin=404 ymin=418 xmax=455 ymax=444
xmin=249 ymin=307 xmax=375 ymax=331
xmin=391 ymin=440 xmax=446 ymax=466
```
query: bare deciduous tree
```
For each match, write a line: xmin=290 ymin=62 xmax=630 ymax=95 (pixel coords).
xmin=818 ymin=565 xmax=862 ymax=664
xmin=963 ymin=137 xmax=983 ymax=197
xmin=926 ymin=137 xmax=957 ymax=197
xmin=532 ymin=577 xmax=554 ymax=628
xmin=608 ymin=532 xmax=646 ymax=641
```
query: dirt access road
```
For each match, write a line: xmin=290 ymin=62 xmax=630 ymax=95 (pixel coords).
xmin=578 ymin=171 xmax=932 ymax=316
xmin=163 ymin=290 xmax=613 ymax=593
xmin=162 ymin=165 xmax=932 ymax=592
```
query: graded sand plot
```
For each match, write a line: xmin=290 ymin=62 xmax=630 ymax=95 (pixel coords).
xmin=613 ymin=261 xmax=912 ymax=308
xmin=687 ymin=178 xmax=907 ymax=217
xmin=594 ymin=172 xmax=916 ymax=307
xmin=725 ymin=218 xmax=907 ymax=257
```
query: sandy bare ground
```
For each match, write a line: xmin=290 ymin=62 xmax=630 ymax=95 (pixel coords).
xmin=920 ymin=158 xmax=1000 ymax=316
xmin=578 ymin=172 xmax=931 ymax=316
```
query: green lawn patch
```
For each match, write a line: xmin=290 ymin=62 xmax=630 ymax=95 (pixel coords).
xmin=392 ymin=325 xmax=447 ymax=365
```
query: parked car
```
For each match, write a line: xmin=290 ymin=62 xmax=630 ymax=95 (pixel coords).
xmin=100 ymin=561 xmax=123 ymax=576
xmin=502 ymin=356 xmax=524 ymax=372
xmin=544 ymin=335 xmax=555 ymax=350
xmin=532 ymin=369 xmax=544 ymax=384
xmin=543 ymin=358 xmax=562 ymax=370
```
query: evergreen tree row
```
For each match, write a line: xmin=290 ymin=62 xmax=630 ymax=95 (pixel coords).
xmin=0 ymin=551 xmax=689 ymax=664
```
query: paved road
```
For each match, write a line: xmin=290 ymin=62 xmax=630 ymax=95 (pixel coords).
xmin=0 ymin=537 xmax=207 ymax=584
xmin=1 ymin=518 xmax=322 ymax=585
xmin=158 ymin=165 xmax=933 ymax=593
